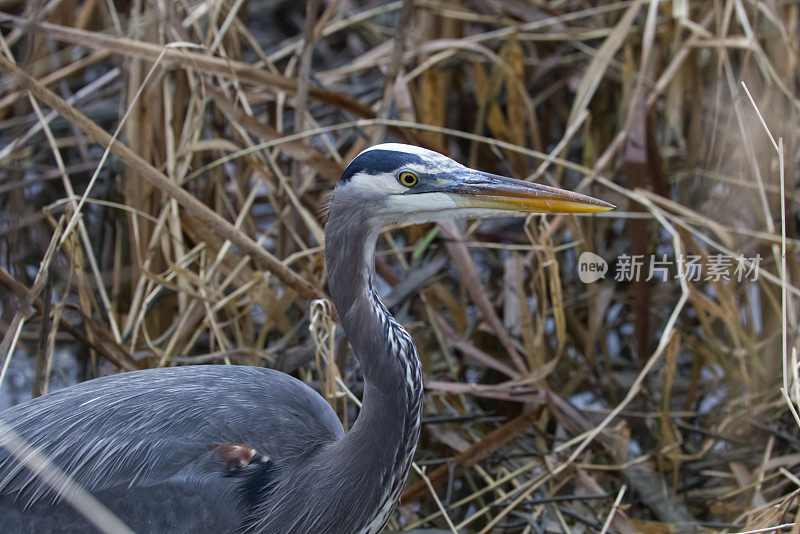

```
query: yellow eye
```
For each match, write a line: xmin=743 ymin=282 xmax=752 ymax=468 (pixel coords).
xmin=398 ymin=171 xmax=418 ymax=187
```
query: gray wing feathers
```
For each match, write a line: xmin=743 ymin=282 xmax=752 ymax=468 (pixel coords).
xmin=0 ymin=365 xmax=344 ymax=508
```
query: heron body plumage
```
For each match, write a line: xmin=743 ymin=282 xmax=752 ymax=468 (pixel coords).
xmin=0 ymin=366 xmax=345 ymax=532
xmin=0 ymin=143 xmax=612 ymax=532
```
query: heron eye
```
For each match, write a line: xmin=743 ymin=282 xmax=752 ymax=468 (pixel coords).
xmin=398 ymin=171 xmax=418 ymax=187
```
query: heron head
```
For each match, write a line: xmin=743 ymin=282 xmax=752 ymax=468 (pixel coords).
xmin=332 ymin=143 xmax=613 ymax=224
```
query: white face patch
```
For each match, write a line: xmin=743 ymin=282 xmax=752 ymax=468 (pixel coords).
xmin=337 ymin=172 xmax=463 ymax=223
xmin=346 ymin=171 xmax=407 ymax=195
xmin=383 ymin=192 xmax=458 ymax=224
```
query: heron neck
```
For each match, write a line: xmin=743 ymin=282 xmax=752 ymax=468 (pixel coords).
xmin=324 ymin=197 xmax=423 ymax=527
xmin=325 ymin=201 xmax=411 ymax=386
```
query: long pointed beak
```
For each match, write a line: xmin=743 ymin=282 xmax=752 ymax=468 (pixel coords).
xmin=447 ymin=171 xmax=614 ymax=214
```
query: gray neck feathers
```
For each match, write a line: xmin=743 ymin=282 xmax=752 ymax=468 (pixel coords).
xmin=325 ymin=190 xmax=399 ymax=384
xmin=324 ymin=187 xmax=423 ymax=532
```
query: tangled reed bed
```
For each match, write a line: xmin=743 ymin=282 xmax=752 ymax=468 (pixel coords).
xmin=1 ymin=0 xmax=799 ymax=531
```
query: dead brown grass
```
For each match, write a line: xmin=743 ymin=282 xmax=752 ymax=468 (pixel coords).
xmin=1 ymin=0 xmax=799 ymax=531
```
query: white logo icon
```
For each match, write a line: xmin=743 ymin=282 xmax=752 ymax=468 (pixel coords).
xmin=578 ymin=252 xmax=608 ymax=283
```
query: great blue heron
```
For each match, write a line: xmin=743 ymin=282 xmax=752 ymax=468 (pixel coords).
xmin=0 ymin=144 xmax=612 ymax=533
